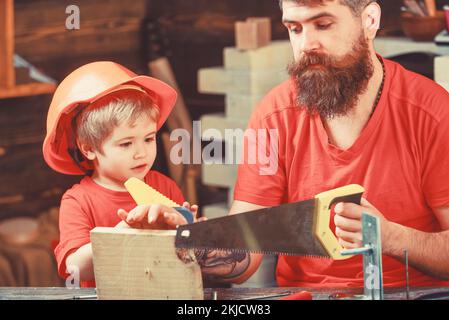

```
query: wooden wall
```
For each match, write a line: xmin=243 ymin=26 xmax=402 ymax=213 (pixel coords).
xmin=0 ymin=0 xmax=420 ymax=220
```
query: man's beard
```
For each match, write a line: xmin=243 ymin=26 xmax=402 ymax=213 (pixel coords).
xmin=287 ymin=34 xmax=374 ymax=119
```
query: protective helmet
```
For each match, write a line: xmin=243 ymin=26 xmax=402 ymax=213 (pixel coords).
xmin=43 ymin=61 xmax=177 ymax=175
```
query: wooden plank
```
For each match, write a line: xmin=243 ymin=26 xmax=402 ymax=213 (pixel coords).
xmin=0 ymin=0 xmax=15 ymax=88
xmin=0 ymin=82 xmax=56 ymax=99
xmin=0 ymin=193 xmax=62 ymax=220
xmin=15 ymin=18 xmax=142 ymax=62
xmin=91 ymin=227 xmax=203 ymax=300
xmin=0 ymin=95 xmax=50 ymax=144
xmin=14 ymin=0 xmax=146 ymax=32
xmin=235 ymin=18 xmax=271 ymax=50
xmin=0 ymin=142 xmax=80 ymax=197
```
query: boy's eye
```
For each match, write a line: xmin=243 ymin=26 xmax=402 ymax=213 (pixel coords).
xmin=145 ymin=137 xmax=155 ymax=143
xmin=120 ymin=142 xmax=132 ymax=148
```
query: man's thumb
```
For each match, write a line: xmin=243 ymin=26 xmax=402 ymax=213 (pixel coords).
xmin=361 ymin=197 xmax=374 ymax=208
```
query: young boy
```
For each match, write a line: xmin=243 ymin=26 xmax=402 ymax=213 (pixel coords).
xmin=43 ymin=61 xmax=197 ymax=287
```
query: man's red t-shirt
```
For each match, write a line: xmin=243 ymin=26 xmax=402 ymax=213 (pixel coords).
xmin=54 ymin=170 xmax=185 ymax=287
xmin=234 ymin=57 xmax=449 ymax=288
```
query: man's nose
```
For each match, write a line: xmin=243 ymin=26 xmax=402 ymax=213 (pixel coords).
xmin=300 ymin=29 xmax=321 ymax=53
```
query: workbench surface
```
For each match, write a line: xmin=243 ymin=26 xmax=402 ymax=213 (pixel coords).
xmin=1 ymin=286 xmax=448 ymax=300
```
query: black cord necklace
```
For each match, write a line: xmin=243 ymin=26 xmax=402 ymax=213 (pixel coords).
xmin=326 ymin=58 xmax=386 ymax=145
xmin=370 ymin=58 xmax=386 ymax=118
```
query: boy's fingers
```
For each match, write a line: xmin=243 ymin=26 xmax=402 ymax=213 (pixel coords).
xmin=126 ymin=208 xmax=138 ymax=222
xmin=182 ymin=202 xmax=190 ymax=209
xmin=163 ymin=211 xmax=187 ymax=226
xmin=191 ymin=205 xmax=199 ymax=218
xmin=130 ymin=205 xmax=150 ymax=222
xmin=117 ymin=209 xmax=128 ymax=220
xmin=147 ymin=204 xmax=163 ymax=224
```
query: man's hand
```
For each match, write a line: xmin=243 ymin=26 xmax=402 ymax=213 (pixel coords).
xmin=177 ymin=247 xmax=250 ymax=281
xmin=334 ymin=197 xmax=391 ymax=249
xmin=117 ymin=202 xmax=201 ymax=230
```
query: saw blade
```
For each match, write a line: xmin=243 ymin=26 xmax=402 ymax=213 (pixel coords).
xmin=175 ymin=199 xmax=330 ymax=257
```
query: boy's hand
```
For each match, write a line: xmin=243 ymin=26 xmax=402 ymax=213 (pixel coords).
xmin=182 ymin=201 xmax=207 ymax=223
xmin=114 ymin=220 xmax=131 ymax=229
xmin=117 ymin=202 xmax=204 ymax=230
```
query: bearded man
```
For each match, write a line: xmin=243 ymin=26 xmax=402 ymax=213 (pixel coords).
xmin=196 ymin=0 xmax=449 ymax=289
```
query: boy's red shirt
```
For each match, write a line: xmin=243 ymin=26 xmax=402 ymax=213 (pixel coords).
xmin=55 ymin=170 xmax=185 ymax=287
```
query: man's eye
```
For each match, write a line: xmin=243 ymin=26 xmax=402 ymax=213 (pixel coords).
xmin=120 ymin=142 xmax=132 ymax=148
xmin=285 ymin=23 xmax=302 ymax=34
xmin=289 ymin=26 xmax=302 ymax=34
xmin=316 ymin=23 xmax=333 ymax=30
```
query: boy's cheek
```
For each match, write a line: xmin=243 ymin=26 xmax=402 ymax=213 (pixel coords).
xmin=148 ymin=146 xmax=157 ymax=165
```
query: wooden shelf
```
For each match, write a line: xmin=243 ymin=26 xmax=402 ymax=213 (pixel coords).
xmin=0 ymin=82 xmax=56 ymax=99
xmin=0 ymin=0 xmax=56 ymax=100
xmin=374 ymin=36 xmax=449 ymax=58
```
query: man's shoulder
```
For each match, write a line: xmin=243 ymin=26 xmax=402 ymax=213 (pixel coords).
xmin=385 ymin=58 xmax=449 ymax=122
xmin=250 ymin=78 xmax=301 ymax=123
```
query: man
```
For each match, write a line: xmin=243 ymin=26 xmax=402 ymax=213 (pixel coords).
xmin=196 ymin=0 xmax=449 ymax=288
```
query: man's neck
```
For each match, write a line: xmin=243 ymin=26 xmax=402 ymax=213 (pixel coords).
xmin=323 ymin=53 xmax=384 ymax=150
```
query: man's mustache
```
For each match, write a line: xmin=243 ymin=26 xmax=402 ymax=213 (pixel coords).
xmin=299 ymin=53 xmax=330 ymax=67
xmin=294 ymin=52 xmax=353 ymax=73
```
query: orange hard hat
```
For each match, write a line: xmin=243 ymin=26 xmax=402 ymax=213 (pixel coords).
xmin=43 ymin=61 xmax=177 ymax=175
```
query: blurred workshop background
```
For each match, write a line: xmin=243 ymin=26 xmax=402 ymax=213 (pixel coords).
xmin=0 ymin=0 xmax=448 ymax=288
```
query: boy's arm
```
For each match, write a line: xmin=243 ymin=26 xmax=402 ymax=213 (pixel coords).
xmin=65 ymin=220 xmax=131 ymax=282
xmin=66 ymin=243 xmax=94 ymax=282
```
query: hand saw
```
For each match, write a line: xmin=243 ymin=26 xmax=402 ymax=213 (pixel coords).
xmin=175 ymin=184 xmax=364 ymax=260
xmin=124 ymin=177 xmax=194 ymax=223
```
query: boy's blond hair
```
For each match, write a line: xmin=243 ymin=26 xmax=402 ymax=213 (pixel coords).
xmin=74 ymin=90 xmax=160 ymax=154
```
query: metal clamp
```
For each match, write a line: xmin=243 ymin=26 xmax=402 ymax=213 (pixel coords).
xmin=341 ymin=213 xmax=384 ymax=300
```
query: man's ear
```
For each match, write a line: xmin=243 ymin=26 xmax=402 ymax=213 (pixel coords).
xmin=362 ymin=2 xmax=381 ymax=40
xmin=77 ymin=141 xmax=96 ymax=161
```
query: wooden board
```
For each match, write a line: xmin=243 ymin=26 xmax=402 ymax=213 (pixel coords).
xmin=0 ymin=82 xmax=56 ymax=99
xmin=90 ymin=227 xmax=203 ymax=300
xmin=14 ymin=0 xmax=146 ymax=62
xmin=0 ymin=0 xmax=15 ymax=88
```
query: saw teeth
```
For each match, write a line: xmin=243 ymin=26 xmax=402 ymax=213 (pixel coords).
xmin=176 ymin=246 xmax=329 ymax=258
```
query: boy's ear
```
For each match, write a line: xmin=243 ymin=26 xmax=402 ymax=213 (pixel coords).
xmin=77 ymin=141 xmax=96 ymax=161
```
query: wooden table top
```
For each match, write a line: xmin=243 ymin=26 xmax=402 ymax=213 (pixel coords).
xmin=1 ymin=286 xmax=448 ymax=300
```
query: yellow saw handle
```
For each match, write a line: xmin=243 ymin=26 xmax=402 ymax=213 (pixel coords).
xmin=314 ymin=184 xmax=365 ymax=260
